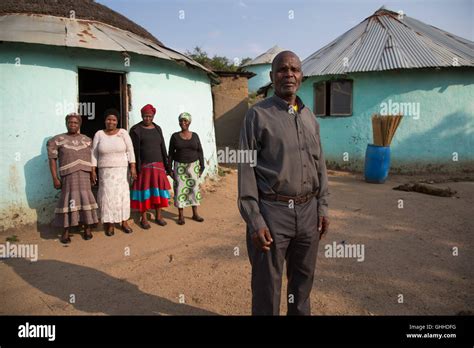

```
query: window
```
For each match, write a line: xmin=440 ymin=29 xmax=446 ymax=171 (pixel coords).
xmin=314 ymin=79 xmax=353 ymax=116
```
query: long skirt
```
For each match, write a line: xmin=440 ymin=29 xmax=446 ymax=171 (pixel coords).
xmin=98 ymin=166 xmax=130 ymax=223
xmin=173 ymin=160 xmax=202 ymax=208
xmin=54 ymin=170 xmax=99 ymax=228
xmin=131 ymin=162 xmax=171 ymax=213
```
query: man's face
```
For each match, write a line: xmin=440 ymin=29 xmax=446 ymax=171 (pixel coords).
xmin=270 ymin=53 xmax=303 ymax=98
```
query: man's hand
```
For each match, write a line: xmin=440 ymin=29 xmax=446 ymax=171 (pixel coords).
xmin=251 ymin=227 xmax=273 ymax=252
xmin=318 ymin=216 xmax=329 ymax=240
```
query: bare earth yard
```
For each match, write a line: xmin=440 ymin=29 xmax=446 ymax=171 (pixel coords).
xmin=1 ymin=170 xmax=472 ymax=315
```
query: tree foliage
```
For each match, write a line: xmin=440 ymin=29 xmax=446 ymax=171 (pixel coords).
xmin=186 ymin=46 xmax=251 ymax=72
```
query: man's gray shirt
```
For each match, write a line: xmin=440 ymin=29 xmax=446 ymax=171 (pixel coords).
xmin=238 ymin=94 xmax=329 ymax=233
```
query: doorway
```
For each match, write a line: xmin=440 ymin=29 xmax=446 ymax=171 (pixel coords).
xmin=78 ymin=68 xmax=128 ymax=139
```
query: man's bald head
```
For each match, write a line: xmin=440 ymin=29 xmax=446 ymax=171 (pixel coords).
xmin=271 ymin=51 xmax=301 ymax=71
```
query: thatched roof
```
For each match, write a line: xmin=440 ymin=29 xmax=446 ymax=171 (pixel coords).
xmin=0 ymin=0 xmax=163 ymax=45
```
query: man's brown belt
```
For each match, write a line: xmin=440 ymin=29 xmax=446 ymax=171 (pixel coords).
xmin=259 ymin=191 xmax=318 ymax=205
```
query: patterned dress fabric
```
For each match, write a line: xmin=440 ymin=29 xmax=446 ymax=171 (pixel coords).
xmin=173 ymin=160 xmax=201 ymax=208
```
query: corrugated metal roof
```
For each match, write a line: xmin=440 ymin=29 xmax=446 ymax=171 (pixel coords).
xmin=0 ymin=13 xmax=215 ymax=77
xmin=0 ymin=0 xmax=163 ymax=45
xmin=241 ymin=45 xmax=285 ymax=67
xmin=302 ymin=8 xmax=474 ymax=76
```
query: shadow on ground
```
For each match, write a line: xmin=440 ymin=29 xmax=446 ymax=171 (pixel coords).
xmin=4 ymin=258 xmax=217 ymax=315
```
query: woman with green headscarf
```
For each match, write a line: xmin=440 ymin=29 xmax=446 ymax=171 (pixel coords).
xmin=168 ymin=112 xmax=205 ymax=225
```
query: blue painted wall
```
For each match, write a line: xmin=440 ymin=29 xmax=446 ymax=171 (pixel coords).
xmin=0 ymin=42 xmax=217 ymax=229
xmin=297 ymin=68 xmax=474 ymax=173
xmin=244 ymin=64 xmax=271 ymax=93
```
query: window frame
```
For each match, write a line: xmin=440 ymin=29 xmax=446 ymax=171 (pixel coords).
xmin=313 ymin=79 xmax=353 ymax=117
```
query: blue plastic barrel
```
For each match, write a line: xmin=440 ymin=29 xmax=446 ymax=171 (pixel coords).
xmin=364 ymin=144 xmax=391 ymax=183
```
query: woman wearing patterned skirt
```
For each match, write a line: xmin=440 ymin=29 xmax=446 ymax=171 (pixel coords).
xmin=130 ymin=104 xmax=171 ymax=229
xmin=168 ymin=112 xmax=205 ymax=225
xmin=47 ymin=113 xmax=99 ymax=244
xmin=91 ymin=109 xmax=136 ymax=236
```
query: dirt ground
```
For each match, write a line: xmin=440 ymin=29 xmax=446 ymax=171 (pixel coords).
xmin=0 ymin=170 xmax=473 ymax=315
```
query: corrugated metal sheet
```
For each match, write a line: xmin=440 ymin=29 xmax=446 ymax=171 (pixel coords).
xmin=241 ymin=45 xmax=285 ymax=67
xmin=302 ymin=8 xmax=474 ymax=76
xmin=302 ymin=20 xmax=368 ymax=75
xmin=350 ymin=17 xmax=388 ymax=72
xmin=0 ymin=13 xmax=214 ymax=76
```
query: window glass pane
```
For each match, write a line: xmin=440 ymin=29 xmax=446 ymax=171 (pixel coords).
xmin=314 ymin=82 xmax=326 ymax=115
xmin=330 ymin=80 xmax=352 ymax=115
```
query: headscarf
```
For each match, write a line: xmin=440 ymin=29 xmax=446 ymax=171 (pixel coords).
xmin=178 ymin=112 xmax=192 ymax=123
xmin=141 ymin=104 xmax=156 ymax=116
xmin=65 ymin=113 xmax=82 ymax=126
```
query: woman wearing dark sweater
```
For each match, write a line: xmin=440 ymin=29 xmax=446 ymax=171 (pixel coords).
xmin=130 ymin=104 xmax=171 ymax=229
xmin=168 ymin=112 xmax=205 ymax=225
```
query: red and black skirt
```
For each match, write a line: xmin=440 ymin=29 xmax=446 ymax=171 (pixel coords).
xmin=131 ymin=162 xmax=171 ymax=212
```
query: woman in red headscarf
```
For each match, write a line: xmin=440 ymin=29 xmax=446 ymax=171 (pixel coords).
xmin=129 ymin=104 xmax=171 ymax=229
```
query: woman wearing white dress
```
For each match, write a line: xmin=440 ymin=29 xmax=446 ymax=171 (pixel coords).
xmin=91 ymin=109 xmax=137 ymax=236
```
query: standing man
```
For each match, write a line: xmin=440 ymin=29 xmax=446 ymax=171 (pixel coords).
xmin=238 ymin=51 xmax=329 ymax=315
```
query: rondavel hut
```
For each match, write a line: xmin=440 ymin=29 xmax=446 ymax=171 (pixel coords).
xmin=262 ymin=8 xmax=474 ymax=174
xmin=0 ymin=0 xmax=219 ymax=230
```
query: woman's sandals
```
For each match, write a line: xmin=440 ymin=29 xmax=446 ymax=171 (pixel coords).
xmin=155 ymin=218 xmax=167 ymax=226
xmin=105 ymin=224 xmax=115 ymax=236
xmin=177 ymin=215 xmax=204 ymax=225
xmin=140 ymin=219 xmax=151 ymax=229
xmin=192 ymin=215 xmax=204 ymax=222
xmin=60 ymin=235 xmax=71 ymax=244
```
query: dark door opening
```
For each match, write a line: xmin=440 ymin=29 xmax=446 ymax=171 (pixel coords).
xmin=78 ymin=68 xmax=128 ymax=139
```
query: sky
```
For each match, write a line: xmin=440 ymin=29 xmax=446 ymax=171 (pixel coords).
xmin=97 ymin=0 xmax=473 ymax=61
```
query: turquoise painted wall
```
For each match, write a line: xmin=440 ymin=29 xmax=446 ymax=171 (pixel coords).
xmin=244 ymin=64 xmax=271 ymax=93
xmin=297 ymin=68 xmax=474 ymax=173
xmin=0 ymin=42 xmax=217 ymax=229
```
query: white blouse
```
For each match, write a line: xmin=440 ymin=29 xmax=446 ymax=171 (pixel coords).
xmin=91 ymin=129 xmax=136 ymax=168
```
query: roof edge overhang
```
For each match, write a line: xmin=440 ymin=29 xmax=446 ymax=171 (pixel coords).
xmin=0 ymin=13 xmax=218 ymax=82
xmin=303 ymin=64 xmax=474 ymax=78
